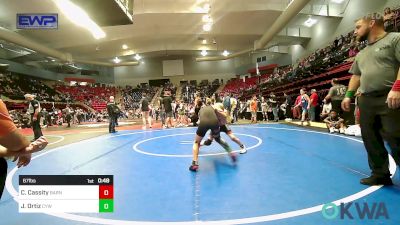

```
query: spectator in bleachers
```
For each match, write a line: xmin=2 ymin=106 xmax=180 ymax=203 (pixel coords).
xmin=0 ymin=73 xmax=56 ymax=101
xmin=383 ymin=7 xmax=395 ymax=31
xmin=348 ymin=41 xmax=360 ymax=58
xmin=55 ymin=83 xmax=118 ymax=110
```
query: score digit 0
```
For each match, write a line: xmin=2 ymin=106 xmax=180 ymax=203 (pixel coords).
xmin=99 ymin=185 xmax=113 ymax=199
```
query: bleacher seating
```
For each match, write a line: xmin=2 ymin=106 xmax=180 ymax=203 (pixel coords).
xmin=55 ymin=84 xmax=116 ymax=111
xmin=121 ymin=85 xmax=157 ymax=110
xmin=220 ymin=76 xmax=259 ymax=96
xmin=181 ymin=82 xmax=219 ymax=103
xmin=0 ymin=73 xmax=61 ymax=102
xmin=384 ymin=6 xmax=400 ymax=32
xmin=234 ymin=26 xmax=362 ymax=100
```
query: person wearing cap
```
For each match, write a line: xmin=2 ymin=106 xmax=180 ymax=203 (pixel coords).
xmin=0 ymin=99 xmax=48 ymax=200
xmin=24 ymin=94 xmax=43 ymax=141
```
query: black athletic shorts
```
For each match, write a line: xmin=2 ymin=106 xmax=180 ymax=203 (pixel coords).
xmin=220 ymin=124 xmax=232 ymax=134
xmin=196 ymin=125 xmax=220 ymax=138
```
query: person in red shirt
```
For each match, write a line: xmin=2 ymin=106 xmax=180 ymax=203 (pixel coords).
xmin=0 ymin=99 xmax=48 ymax=199
xmin=309 ymin=89 xmax=319 ymax=121
xmin=292 ymin=95 xmax=302 ymax=119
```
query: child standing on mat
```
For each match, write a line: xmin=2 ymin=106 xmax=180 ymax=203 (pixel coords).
xmin=294 ymin=88 xmax=311 ymax=126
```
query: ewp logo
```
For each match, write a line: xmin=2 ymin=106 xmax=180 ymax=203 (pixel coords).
xmin=17 ymin=14 xmax=58 ymax=29
xmin=322 ymin=202 xmax=389 ymax=220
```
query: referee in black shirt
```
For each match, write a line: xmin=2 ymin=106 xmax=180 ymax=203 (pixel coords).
xmin=106 ymin=96 xmax=118 ymax=133
xmin=24 ymin=94 xmax=43 ymax=141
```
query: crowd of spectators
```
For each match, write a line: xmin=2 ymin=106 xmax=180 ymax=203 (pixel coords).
xmin=216 ymin=6 xmax=400 ymax=133
xmin=181 ymin=80 xmax=220 ymax=104
xmin=383 ymin=6 xmax=400 ymax=32
xmin=0 ymin=73 xmax=66 ymax=102
xmin=54 ymin=83 xmax=116 ymax=110
xmin=120 ymin=84 xmax=157 ymax=112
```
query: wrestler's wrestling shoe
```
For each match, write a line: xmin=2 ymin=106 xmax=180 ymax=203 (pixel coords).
xmin=189 ymin=161 xmax=199 ymax=172
xmin=189 ymin=164 xmax=199 ymax=172
xmin=229 ymin=152 xmax=237 ymax=163
xmin=239 ymin=145 xmax=247 ymax=154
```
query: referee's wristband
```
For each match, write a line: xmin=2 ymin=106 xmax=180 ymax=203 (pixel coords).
xmin=392 ymin=80 xmax=400 ymax=91
xmin=345 ymin=91 xmax=356 ymax=98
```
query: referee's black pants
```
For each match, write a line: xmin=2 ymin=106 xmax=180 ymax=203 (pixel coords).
xmin=31 ymin=115 xmax=43 ymax=140
xmin=359 ymin=93 xmax=400 ymax=178
xmin=109 ymin=115 xmax=116 ymax=133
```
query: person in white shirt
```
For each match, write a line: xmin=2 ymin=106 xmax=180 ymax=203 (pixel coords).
xmin=261 ymin=97 xmax=269 ymax=121
xmin=320 ymin=99 xmax=332 ymax=120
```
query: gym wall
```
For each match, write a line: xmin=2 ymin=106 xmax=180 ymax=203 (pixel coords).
xmin=114 ymin=55 xmax=236 ymax=86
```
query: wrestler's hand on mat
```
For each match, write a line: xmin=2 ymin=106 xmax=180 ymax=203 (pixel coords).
xmin=13 ymin=153 xmax=32 ymax=168
xmin=341 ymin=97 xmax=351 ymax=112
xmin=386 ymin=90 xmax=400 ymax=109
